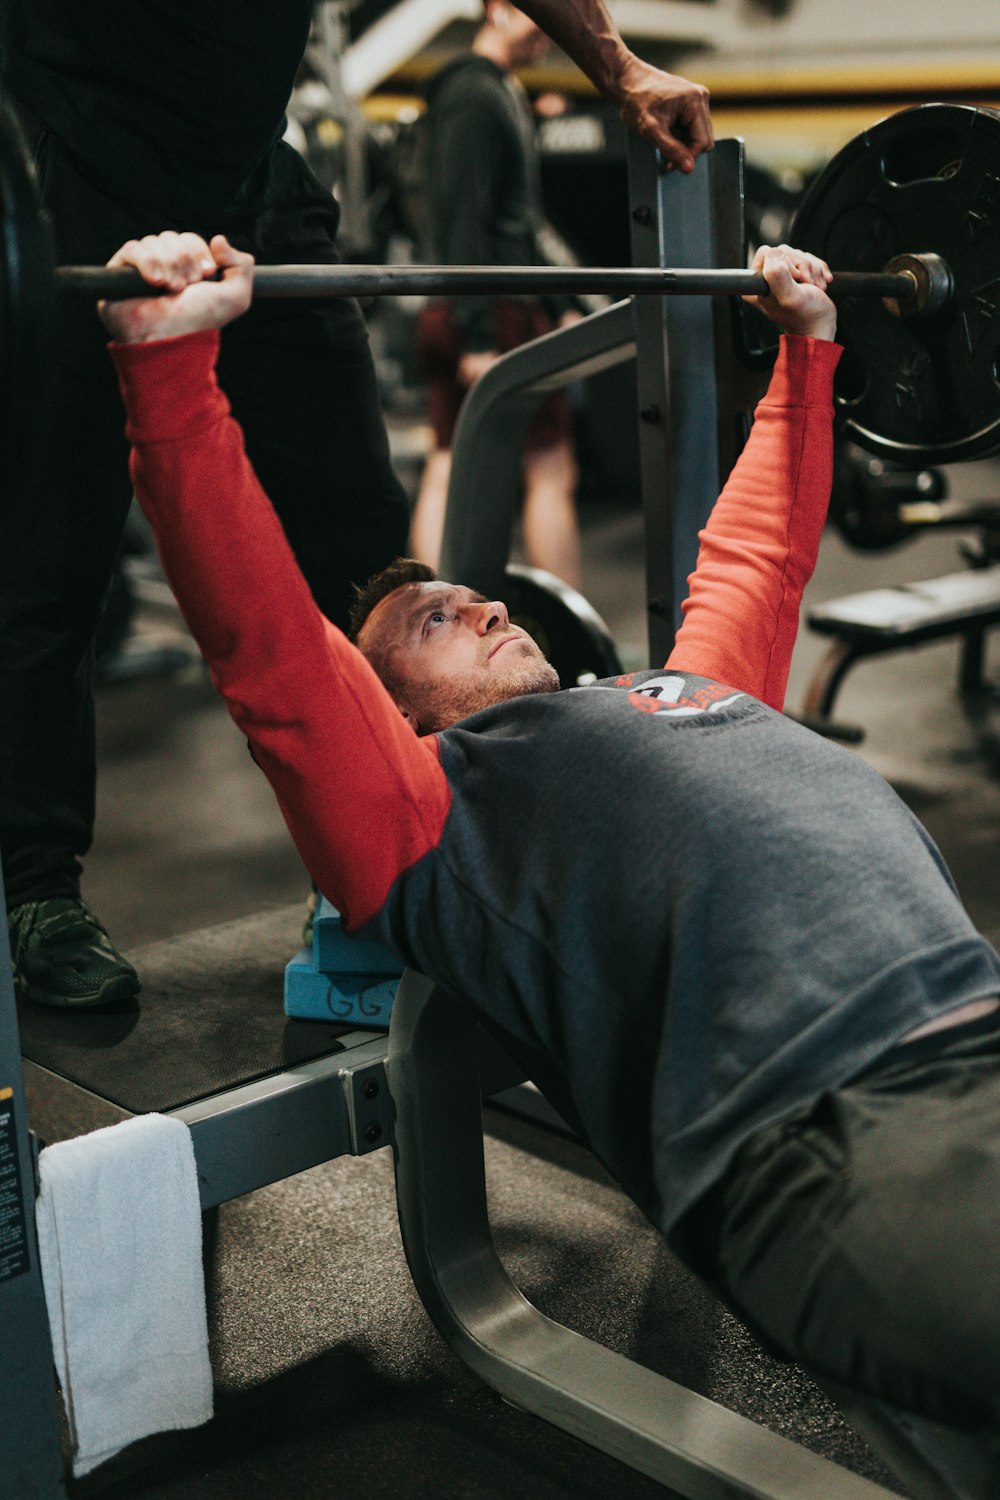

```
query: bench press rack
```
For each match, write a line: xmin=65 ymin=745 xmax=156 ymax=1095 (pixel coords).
xmin=3 ymin=139 xmax=1000 ymax=1500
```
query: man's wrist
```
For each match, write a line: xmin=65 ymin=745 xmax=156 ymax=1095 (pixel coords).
xmin=103 ymin=309 xmax=214 ymax=345
xmin=797 ymin=317 xmax=838 ymax=343
xmin=602 ymin=46 xmax=644 ymax=106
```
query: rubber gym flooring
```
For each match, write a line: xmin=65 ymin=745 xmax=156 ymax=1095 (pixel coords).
xmin=22 ymin=442 xmax=1000 ymax=1499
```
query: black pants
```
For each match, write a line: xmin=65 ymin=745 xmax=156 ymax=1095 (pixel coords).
xmin=0 ymin=117 xmax=409 ymax=906
xmin=684 ymin=1012 xmax=1000 ymax=1433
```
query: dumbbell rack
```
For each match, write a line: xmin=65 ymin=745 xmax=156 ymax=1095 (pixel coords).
xmin=1 ymin=140 xmax=994 ymax=1500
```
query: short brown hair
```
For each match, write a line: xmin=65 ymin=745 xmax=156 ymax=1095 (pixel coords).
xmin=348 ymin=557 xmax=437 ymax=642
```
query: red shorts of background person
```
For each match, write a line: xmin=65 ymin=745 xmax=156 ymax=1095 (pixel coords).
xmin=416 ymin=300 xmax=573 ymax=452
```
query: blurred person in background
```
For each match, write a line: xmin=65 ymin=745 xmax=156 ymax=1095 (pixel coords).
xmin=409 ymin=0 xmax=586 ymax=587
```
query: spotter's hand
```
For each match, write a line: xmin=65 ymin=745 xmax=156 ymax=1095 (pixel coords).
xmin=613 ymin=59 xmax=713 ymax=174
xmin=743 ymin=244 xmax=837 ymax=342
xmin=98 ymin=232 xmax=254 ymax=343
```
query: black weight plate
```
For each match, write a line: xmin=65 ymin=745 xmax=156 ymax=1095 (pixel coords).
xmin=503 ymin=563 xmax=622 ymax=689
xmin=792 ymin=104 xmax=1000 ymax=465
xmin=0 ymin=96 xmax=56 ymax=499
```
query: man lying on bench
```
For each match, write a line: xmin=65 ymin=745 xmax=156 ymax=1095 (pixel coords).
xmin=100 ymin=232 xmax=1000 ymax=1438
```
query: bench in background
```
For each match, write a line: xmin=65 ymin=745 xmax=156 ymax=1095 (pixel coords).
xmin=800 ymin=563 xmax=1000 ymax=737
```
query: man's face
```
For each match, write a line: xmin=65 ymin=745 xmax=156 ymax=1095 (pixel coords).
xmin=358 ymin=580 xmax=560 ymax=734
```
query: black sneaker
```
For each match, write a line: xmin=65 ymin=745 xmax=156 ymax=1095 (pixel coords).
xmin=7 ymin=898 xmax=140 ymax=1009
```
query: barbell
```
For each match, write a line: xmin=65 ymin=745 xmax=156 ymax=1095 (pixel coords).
xmin=4 ymin=97 xmax=1000 ymax=490
xmin=57 ymin=262 xmax=931 ymax=304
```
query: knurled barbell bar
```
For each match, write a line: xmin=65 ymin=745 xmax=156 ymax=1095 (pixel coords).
xmin=55 ymin=260 xmax=937 ymax=307
xmin=5 ymin=97 xmax=1000 ymax=491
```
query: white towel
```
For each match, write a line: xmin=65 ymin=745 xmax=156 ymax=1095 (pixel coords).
xmin=35 ymin=1112 xmax=213 ymax=1477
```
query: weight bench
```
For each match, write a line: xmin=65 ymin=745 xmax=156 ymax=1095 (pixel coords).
xmin=800 ymin=563 xmax=1000 ymax=737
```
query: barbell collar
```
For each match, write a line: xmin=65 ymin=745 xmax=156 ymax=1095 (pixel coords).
xmin=882 ymin=252 xmax=953 ymax=318
xmin=54 ymin=262 xmax=928 ymax=305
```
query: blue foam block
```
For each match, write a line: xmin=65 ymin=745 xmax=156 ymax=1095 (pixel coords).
xmin=284 ymin=947 xmax=398 ymax=1027
xmin=313 ymin=895 xmax=404 ymax=977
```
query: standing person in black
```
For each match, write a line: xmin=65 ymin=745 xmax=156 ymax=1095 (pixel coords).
xmin=0 ymin=0 xmax=713 ymax=1009
xmin=410 ymin=0 xmax=583 ymax=586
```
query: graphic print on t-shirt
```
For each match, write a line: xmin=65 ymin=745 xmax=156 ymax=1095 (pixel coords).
xmin=623 ymin=673 xmax=745 ymax=718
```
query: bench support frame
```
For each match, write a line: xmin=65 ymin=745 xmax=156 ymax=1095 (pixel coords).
xmin=387 ymin=971 xmax=902 ymax=1500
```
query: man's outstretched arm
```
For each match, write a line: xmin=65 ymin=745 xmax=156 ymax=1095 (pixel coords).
xmin=513 ymin=0 xmax=712 ymax=173
xmin=100 ymin=233 xmax=451 ymax=930
xmin=666 ymin=245 xmax=842 ymax=708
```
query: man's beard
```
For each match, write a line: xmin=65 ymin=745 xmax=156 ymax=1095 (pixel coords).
xmin=414 ymin=656 xmax=560 ymax=734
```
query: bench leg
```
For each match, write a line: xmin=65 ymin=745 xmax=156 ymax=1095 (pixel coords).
xmin=386 ymin=970 xmax=899 ymax=1500
xmin=801 ymin=640 xmax=865 ymax=726
xmin=959 ymin=625 xmax=989 ymax=696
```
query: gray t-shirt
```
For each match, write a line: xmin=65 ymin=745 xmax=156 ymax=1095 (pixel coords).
xmin=360 ymin=669 xmax=1000 ymax=1238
